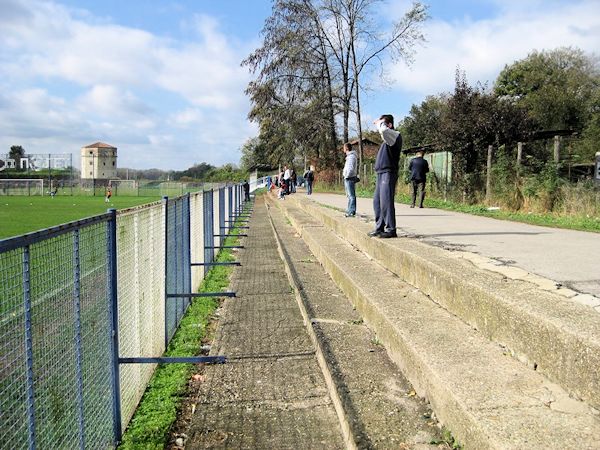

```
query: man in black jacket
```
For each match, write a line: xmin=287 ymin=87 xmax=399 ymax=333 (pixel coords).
xmin=369 ymin=114 xmax=402 ymax=238
xmin=409 ymin=150 xmax=429 ymax=208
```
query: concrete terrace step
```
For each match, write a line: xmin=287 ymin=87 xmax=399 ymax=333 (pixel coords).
xmin=267 ymin=194 xmax=600 ymax=449
xmin=282 ymin=194 xmax=600 ymax=412
xmin=266 ymin=199 xmax=448 ymax=449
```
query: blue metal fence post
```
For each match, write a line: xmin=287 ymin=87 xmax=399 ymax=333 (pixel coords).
xmin=107 ymin=208 xmax=122 ymax=445
xmin=162 ymin=196 xmax=169 ymax=349
xmin=22 ymin=245 xmax=36 ymax=450
xmin=228 ymin=186 xmax=233 ymax=226
xmin=72 ymin=229 xmax=86 ymax=450
xmin=208 ymin=190 xmax=214 ymax=262
xmin=186 ymin=193 xmax=192 ymax=303
xmin=203 ymin=191 xmax=209 ymax=270
xmin=174 ymin=198 xmax=180 ymax=325
xmin=218 ymin=188 xmax=225 ymax=247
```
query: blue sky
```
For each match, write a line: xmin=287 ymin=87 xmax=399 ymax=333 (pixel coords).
xmin=1 ymin=0 xmax=599 ymax=171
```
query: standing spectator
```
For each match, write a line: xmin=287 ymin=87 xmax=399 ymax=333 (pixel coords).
xmin=409 ymin=150 xmax=429 ymax=208
xmin=105 ymin=186 xmax=112 ymax=203
xmin=342 ymin=143 xmax=358 ymax=217
xmin=266 ymin=175 xmax=272 ymax=191
xmin=242 ymin=180 xmax=250 ymax=202
xmin=304 ymin=166 xmax=315 ymax=195
xmin=283 ymin=165 xmax=291 ymax=195
xmin=290 ymin=169 xmax=297 ymax=193
xmin=369 ymin=114 xmax=402 ymax=238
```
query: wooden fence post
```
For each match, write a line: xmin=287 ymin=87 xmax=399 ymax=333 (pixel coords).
xmin=486 ymin=145 xmax=493 ymax=202
xmin=554 ymin=135 xmax=560 ymax=166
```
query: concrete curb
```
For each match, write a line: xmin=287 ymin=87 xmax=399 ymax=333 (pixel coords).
xmin=281 ymin=194 xmax=600 ymax=411
xmin=267 ymin=194 xmax=600 ymax=449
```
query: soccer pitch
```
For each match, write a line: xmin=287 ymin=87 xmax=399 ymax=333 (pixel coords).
xmin=0 ymin=195 xmax=161 ymax=239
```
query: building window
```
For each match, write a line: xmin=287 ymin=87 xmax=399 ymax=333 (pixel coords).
xmin=103 ymin=162 xmax=106 ymax=166
xmin=89 ymin=172 xmax=92 ymax=176
xmin=113 ymin=162 xmax=115 ymax=166
xmin=89 ymin=162 xmax=92 ymax=165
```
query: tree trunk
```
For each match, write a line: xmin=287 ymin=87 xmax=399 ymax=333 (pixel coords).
xmin=351 ymin=32 xmax=364 ymax=172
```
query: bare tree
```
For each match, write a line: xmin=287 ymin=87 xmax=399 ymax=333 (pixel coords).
xmin=335 ymin=0 xmax=428 ymax=166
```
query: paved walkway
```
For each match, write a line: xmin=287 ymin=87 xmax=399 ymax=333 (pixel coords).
xmin=305 ymin=192 xmax=600 ymax=298
xmin=182 ymin=197 xmax=449 ymax=449
xmin=184 ymin=198 xmax=345 ymax=449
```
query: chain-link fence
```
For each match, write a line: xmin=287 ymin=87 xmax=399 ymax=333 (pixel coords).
xmin=0 ymin=214 xmax=115 ymax=449
xmin=0 ymin=182 xmax=249 ymax=448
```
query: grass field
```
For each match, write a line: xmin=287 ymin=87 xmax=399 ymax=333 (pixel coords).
xmin=0 ymin=195 xmax=161 ymax=239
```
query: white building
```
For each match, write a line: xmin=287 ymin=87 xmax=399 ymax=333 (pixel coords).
xmin=80 ymin=142 xmax=117 ymax=181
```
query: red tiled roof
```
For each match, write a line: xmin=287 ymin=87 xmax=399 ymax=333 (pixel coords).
xmin=84 ymin=142 xmax=116 ymax=149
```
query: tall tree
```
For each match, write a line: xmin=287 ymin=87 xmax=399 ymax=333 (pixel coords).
xmin=9 ymin=145 xmax=25 ymax=170
xmin=314 ymin=0 xmax=428 ymax=166
xmin=495 ymin=47 xmax=599 ymax=132
xmin=399 ymin=94 xmax=448 ymax=148
xmin=244 ymin=0 xmax=428 ymax=170
xmin=243 ymin=0 xmax=339 ymax=167
xmin=441 ymin=70 xmax=533 ymax=197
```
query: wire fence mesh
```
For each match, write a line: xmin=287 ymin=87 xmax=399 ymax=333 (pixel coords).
xmin=0 ymin=181 xmax=252 ymax=448
xmin=116 ymin=201 xmax=166 ymax=428
xmin=0 ymin=217 xmax=114 ymax=449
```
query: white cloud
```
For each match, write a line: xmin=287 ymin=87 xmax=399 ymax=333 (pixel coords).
xmin=387 ymin=0 xmax=600 ymax=102
xmin=0 ymin=0 xmax=255 ymax=170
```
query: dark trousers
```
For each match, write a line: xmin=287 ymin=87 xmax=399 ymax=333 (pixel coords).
xmin=411 ymin=180 xmax=426 ymax=207
xmin=373 ymin=172 xmax=398 ymax=232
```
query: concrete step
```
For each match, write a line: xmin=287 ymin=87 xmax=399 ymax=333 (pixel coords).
xmin=266 ymin=200 xmax=448 ymax=449
xmin=281 ymin=194 xmax=600 ymax=413
xmin=267 ymin=194 xmax=600 ymax=449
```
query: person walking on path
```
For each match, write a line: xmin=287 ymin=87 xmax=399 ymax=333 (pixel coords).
xmin=304 ymin=166 xmax=315 ymax=195
xmin=369 ymin=114 xmax=402 ymax=238
xmin=342 ymin=142 xmax=358 ymax=217
xmin=409 ymin=150 xmax=429 ymax=208
xmin=243 ymin=180 xmax=250 ymax=202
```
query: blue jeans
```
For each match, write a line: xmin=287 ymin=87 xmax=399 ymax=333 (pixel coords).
xmin=373 ymin=172 xmax=398 ymax=231
xmin=306 ymin=180 xmax=313 ymax=195
xmin=344 ymin=178 xmax=356 ymax=215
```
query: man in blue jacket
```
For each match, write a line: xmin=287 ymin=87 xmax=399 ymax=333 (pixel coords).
xmin=409 ymin=150 xmax=429 ymax=208
xmin=369 ymin=114 xmax=402 ymax=238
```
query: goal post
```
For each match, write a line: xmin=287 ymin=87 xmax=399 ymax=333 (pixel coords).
xmin=0 ymin=179 xmax=44 ymax=196
xmin=108 ymin=179 xmax=138 ymax=196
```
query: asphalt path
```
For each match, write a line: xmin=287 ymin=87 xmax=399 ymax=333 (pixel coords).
xmin=306 ymin=192 xmax=600 ymax=298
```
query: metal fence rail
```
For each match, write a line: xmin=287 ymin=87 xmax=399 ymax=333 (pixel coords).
xmin=0 ymin=181 xmax=256 ymax=448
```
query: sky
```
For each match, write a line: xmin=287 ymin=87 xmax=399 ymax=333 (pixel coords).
xmin=1 ymin=0 xmax=599 ymax=172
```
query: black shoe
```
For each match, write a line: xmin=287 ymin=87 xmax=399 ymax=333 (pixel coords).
xmin=368 ymin=230 xmax=382 ymax=237
xmin=410 ymin=205 xmax=415 ymax=208
xmin=419 ymin=205 xmax=424 ymax=208
xmin=379 ymin=230 xmax=397 ymax=238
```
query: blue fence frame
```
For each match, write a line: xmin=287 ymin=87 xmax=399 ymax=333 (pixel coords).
xmin=0 ymin=180 xmax=257 ymax=448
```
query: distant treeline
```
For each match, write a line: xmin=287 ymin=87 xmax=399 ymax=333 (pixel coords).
xmin=116 ymin=162 xmax=249 ymax=183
